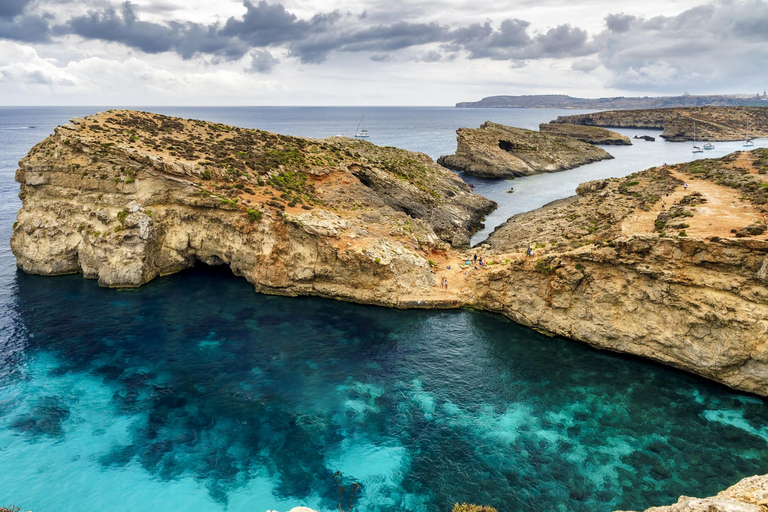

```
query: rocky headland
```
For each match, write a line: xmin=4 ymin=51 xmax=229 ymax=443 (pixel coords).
xmin=11 ymin=110 xmax=495 ymax=302
xmin=552 ymin=106 xmax=768 ymax=142
xmin=538 ymin=122 xmax=631 ymax=145
xmin=11 ymin=112 xmax=768 ymax=397
xmin=436 ymin=121 xmax=613 ymax=178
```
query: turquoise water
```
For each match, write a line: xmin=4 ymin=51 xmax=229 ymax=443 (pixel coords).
xmin=2 ymin=107 xmax=768 ymax=512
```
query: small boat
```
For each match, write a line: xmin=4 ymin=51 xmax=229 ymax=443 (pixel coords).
xmin=703 ymin=142 xmax=715 ymax=150
xmin=354 ymin=117 xmax=369 ymax=138
xmin=744 ymin=121 xmax=754 ymax=147
xmin=692 ymin=121 xmax=703 ymax=153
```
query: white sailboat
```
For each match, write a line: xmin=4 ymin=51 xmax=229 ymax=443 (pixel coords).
xmin=744 ymin=120 xmax=754 ymax=147
xmin=354 ymin=116 xmax=369 ymax=138
xmin=692 ymin=121 xmax=703 ymax=153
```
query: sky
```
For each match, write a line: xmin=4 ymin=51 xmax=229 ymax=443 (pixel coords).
xmin=0 ymin=0 xmax=767 ymax=105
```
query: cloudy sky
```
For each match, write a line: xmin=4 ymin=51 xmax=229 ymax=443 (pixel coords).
xmin=1 ymin=0 xmax=766 ymax=105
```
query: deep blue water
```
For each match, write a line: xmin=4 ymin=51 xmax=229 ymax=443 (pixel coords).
xmin=2 ymin=107 xmax=768 ymax=512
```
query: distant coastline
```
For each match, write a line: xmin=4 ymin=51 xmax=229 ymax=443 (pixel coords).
xmin=456 ymin=93 xmax=768 ymax=109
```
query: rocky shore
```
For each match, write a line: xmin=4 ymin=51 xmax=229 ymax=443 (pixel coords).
xmin=11 ymin=112 xmax=768 ymax=397
xmin=552 ymin=106 xmax=768 ymax=142
xmin=618 ymin=473 xmax=768 ymax=512
xmin=436 ymin=121 xmax=613 ymax=178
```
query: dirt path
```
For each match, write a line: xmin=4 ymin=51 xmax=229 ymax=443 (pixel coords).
xmin=621 ymin=165 xmax=768 ymax=239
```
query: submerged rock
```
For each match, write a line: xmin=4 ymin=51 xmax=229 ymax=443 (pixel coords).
xmin=437 ymin=121 xmax=613 ymax=179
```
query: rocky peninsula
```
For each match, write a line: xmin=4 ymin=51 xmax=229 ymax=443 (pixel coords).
xmin=436 ymin=121 xmax=613 ymax=178
xmin=552 ymin=106 xmax=768 ymax=142
xmin=11 ymin=111 xmax=768 ymax=397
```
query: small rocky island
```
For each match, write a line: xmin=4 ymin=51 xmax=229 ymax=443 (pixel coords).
xmin=436 ymin=121 xmax=613 ymax=178
xmin=552 ymin=106 xmax=768 ymax=142
xmin=11 ymin=111 xmax=768 ymax=398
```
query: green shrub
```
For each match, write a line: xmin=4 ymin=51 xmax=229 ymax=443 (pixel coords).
xmin=116 ymin=209 xmax=129 ymax=225
xmin=201 ymin=169 xmax=211 ymax=180
xmin=247 ymin=209 xmax=262 ymax=223
xmin=575 ymin=263 xmax=585 ymax=270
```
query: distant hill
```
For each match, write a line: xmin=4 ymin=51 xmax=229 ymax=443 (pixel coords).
xmin=456 ymin=94 xmax=768 ymax=109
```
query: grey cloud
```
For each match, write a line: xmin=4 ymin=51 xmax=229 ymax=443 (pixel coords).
xmin=221 ymin=1 xmax=310 ymax=47
xmin=605 ymin=14 xmax=635 ymax=33
xmin=449 ymin=19 xmax=593 ymax=61
xmin=64 ymin=2 xmax=246 ymax=59
xmin=0 ymin=0 xmax=32 ymax=20
xmin=369 ymin=54 xmax=391 ymax=62
xmin=248 ymin=49 xmax=278 ymax=73
xmin=596 ymin=2 xmax=768 ymax=91
xmin=571 ymin=59 xmax=600 ymax=72
xmin=0 ymin=13 xmax=53 ymax=42
xmin=0 ymin=69 xmax=74 ymax=86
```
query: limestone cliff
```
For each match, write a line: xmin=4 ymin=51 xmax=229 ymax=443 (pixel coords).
xmin=539 ymin=122 xmax=632 ymax=145
xmin=553 ymin=107 xmax=768 ymax=142
xmin=436 ymin=121 xmax=613 ymax=178
xmin=11 ymin=112 xmax=768 ymax=397
xmin=11 ymin=110 xmax=495 ymax=302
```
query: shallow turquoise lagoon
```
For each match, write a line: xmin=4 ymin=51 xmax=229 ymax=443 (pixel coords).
xmin=2 ymin=266 xmax=767 ymax=512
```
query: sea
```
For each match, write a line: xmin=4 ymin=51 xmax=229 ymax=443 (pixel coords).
xmin=1 ymin=106 xmax=767 ymax=512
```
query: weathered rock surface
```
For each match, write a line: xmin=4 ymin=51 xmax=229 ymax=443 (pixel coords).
xmin=539 ymin=122 xmax=632 ymax=145
xmin=553 ymin=107 xmax=768 ymax=142
xmin=616 ymin=474 xmax=768 ymax=512
xmin=436 ymin=121 xmax=613 ymax=178
xmin=11 ymin=110 xmax=495 ymax=302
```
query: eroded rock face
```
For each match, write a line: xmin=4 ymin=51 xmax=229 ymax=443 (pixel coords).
xmin=616 ymin=474 xmax=768 ymax=512
xmin=436 ymin=121 xmax=613 ymax=178
xmin=11 ymin=110 xmax=495 ymax=303
xmin=539 ymin=122 xmax=632 ymax=145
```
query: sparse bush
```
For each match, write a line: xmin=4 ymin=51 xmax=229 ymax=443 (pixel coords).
xmin=247 ymin=209 xmax=261 ymax=223
xmin=452 ymin=504 xmax=498 ymax=512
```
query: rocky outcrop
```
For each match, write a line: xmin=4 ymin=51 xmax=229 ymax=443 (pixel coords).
xmin=539 ymin=122 xmax=632 ymax=145
xmin=616 ymin=474 xmax=768 ymax=512
xmin=436 ymin=121 xmax=613 ymax=178
xmin=11 ymin=110 xmax=495 ymax=301
xmin=553 ymin=107 xmax=768 ymax=142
